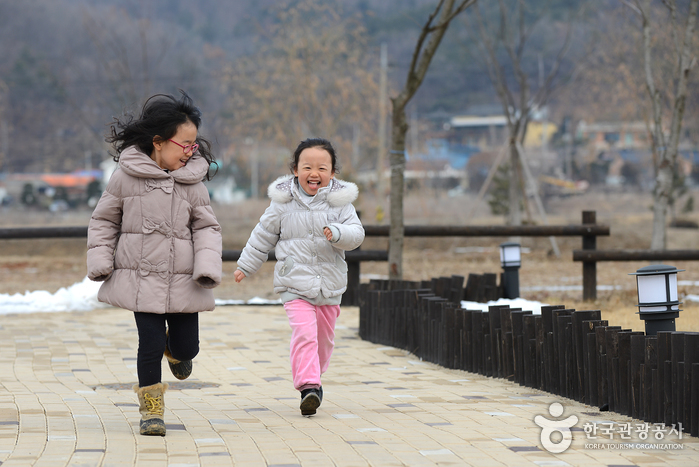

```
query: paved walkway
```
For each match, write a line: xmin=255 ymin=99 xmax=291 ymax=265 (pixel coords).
xmin=0 ymin=305 xmax=696 ymax=467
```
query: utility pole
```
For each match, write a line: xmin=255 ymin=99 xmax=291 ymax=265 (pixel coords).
xmin=377 ymin=42 xmax=387 ymax=197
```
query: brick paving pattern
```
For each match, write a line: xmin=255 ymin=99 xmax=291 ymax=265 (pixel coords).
xmin=0 ymin=305 xmax=696 ymax=466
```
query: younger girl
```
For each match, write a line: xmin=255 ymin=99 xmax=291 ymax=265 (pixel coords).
xmin=87 ymin=91 xmax=222 ymax=436
xmin=234 ymin=138 xmax=364 ymax=416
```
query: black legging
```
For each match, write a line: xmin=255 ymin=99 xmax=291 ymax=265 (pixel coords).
xmin=134 ymin=312 xmax=199 ymax=387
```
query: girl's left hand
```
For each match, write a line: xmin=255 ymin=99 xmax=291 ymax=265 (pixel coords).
xmin=323 ymin=227 xmax=333 ymax=242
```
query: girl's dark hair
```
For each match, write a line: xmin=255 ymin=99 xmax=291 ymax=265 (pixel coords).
xmin=106 ymin=90 xmax=217 ymax=180
xmin=289 ymin=138 xmax=340 ymax=174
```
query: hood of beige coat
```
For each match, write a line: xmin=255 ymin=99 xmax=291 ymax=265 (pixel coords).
xmin=118 ymin=145 xmax=210 ymax=185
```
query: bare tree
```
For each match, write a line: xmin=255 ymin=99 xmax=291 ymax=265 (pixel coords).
xmin=388 ymin=0 xmax=476 ymax=280
xmin=623 ymin=0 xmax=698 ymax=250
xmin=469 ymin=0 xmax=577 ymax=227
xmin=223 ymin=0 xmax=379 ymax=184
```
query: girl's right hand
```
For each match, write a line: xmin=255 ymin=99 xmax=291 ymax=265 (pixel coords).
xmin=234 ymin=270 xmax=246 ymax=283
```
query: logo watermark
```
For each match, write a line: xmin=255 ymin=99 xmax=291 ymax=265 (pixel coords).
xmin=535 ymin=403 xmax=685 ymax=453
xmin=534 ymin=402 xmax=578 ymax=453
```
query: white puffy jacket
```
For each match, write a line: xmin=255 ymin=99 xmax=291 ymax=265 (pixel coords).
xmin=237 ymin=175 xmax=364 ymax=301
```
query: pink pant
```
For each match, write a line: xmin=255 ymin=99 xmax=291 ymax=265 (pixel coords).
xmin=283 ymin=299 xmax=341 ymax=391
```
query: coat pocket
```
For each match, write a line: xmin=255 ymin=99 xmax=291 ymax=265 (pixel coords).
xmin=335 ymin=255 xmax=348 ymax=274
xmin=278 ymin=256 xmax=295 ymax=277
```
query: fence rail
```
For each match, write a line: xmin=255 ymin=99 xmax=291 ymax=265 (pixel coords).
xmin=0 ymin=210 xmax=611 ymax=302
xmin=574 ymin=249 xmax=699 ymax=262
xmin=364 ymin=224 xmax=609 ymax=237
xmin=358 ymin=277 xmax=699 ymax=438
xmin=0 ymin=226 xmax=88 ymax=239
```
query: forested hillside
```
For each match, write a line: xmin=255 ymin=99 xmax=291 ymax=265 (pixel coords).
xmin=0 ymin=0 xmax=696 ymax=180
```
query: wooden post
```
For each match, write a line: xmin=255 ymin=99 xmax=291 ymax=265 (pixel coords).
xmin=664 ymin=360 xmax=673 ymax=426
xmin=489 ymin=306 xmax=503 ymax=378
xmin=671 ymin=332 xmax=685 ymax=427
xmin=556 ymin=314 xmax=574 ymax=398
xmin=595 ymin=325 xmax=614 ymax=410
xmin=464 ymin=274 xmax=481 ymax=302
xmin=358 ymin=283 xmax=369 ymax=339
xmin=582 ymin=210 xmax=597 ymax=301
xmin=657 ymin=331 xmax=672 ymax=424
xmin=500 ymin=307 xmax=515 ymax=381
xmin=619 ymin=331 xmax=644 ymax=416
xmin=573 ymin=310 xmax=601 ymax=402
xmin=692 ymin=363 xmax=699 ymax=438
xmin=540 ymin=305 xmax=564 ymax=392
xmin=343 ymin=259 xmax=360 ymax=306
xmin=644 ymin=336 xmax=657 ymax=423
xmin=472 ymin=311 xmax=484 ymax=374
xmin=534 ymin=315 xmax=545 ymax=390
xmin=450 ymin=275 xmax=465 ymax=304
xmin=523 ymin=314 xmax=537 ymax=388
xmin=380 ymin=289 xmax=390 ymax=345
xmin=393 ymin=289 xmax=406 ymax=348
xmin=630 ymin=334 xmax=645 ymax=420
xmin=683 ymin=333 xmax=699 ymax=435
xmin=461 ymin=309 xmax=473 ymax=372
xmin=553 ymin=308 xmax=573 ymax=395
xmin=605 ymin=327 xmax=625 ymax=412
xmin=512 ymin=310 xmax=532 ymax=384
xmin=368 ymin=290 xmax=380 ymax=342
xmin=584 ymin=320 xmax=607 ymax=407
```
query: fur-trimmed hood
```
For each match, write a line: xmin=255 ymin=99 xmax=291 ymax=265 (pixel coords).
xmin=267 ymin=175 xmax=359 ymax=207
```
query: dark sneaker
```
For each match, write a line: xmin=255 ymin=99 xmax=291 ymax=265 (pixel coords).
xmin=319 ymin=386 xmax=323 ymax=403
xmin=300 ymin=388 xmax=321 ymax=416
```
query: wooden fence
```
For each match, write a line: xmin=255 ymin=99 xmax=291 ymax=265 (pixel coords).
xmin=358 ymin=276 xmax=699 ymax=437
xmin=0 ymin=210 xmax=611 ymax=304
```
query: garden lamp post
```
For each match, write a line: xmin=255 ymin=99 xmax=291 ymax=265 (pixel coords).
xmin=629 ymin=264 xmax=683 ymax=336
xmin=500 ymin=242 xmax=521 ymax=299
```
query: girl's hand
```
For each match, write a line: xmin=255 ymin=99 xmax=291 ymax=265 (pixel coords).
xmin=323 ymin=227 xmax=333 ymax=242
xmin=234 ymin=270 xmax=246 ymax=283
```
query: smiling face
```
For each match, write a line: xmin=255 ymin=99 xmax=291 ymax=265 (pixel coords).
xmin=151 ymin=121 xmax=198 ymax=171
xmin=293 ymin=146 xmax=335 ymax=195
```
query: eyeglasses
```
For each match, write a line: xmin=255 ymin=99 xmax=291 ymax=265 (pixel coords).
xmin=168 ymin=139 xmax=199 ymax=154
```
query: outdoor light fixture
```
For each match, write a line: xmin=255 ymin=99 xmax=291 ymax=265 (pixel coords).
xmin=629 ymin=264 xmax=683 ymax=336
xmin=500 ymin=242 xmax=521 ymax=299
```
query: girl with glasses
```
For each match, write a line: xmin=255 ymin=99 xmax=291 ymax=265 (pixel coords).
xmin=87 ymin=90 xmax=222 ymax=436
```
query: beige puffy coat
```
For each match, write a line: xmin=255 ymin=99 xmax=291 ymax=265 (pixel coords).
xmin=87 ymin=146 xmax=222 ymax=313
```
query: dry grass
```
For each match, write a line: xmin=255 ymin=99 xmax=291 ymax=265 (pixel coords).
xmin=2 ymin=188 xmax=699 ymax=332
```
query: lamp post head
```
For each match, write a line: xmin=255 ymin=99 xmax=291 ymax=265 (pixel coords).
xmin=499 ymin=242 xmax=521 ymax=269
xmin=628 ymin=264 xmax=684 ymax=335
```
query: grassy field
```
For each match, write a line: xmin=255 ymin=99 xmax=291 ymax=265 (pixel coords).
xmin=2 ymin=188 xmax=699 ymax=332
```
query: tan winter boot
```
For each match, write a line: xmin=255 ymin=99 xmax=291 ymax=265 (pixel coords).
xmin=134 ymin=382 xmax=168 ymax=436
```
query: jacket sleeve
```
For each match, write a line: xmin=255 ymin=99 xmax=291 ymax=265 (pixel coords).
xmin=327 ymin=203 xmax=364 ymax=251
xmin=237 ymin=202 xmax=281 ymax=276
xmin=191 ymin=187 xmax=222 ymax=289
xmin=86 ymin=173 xmax=124 ymax=281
